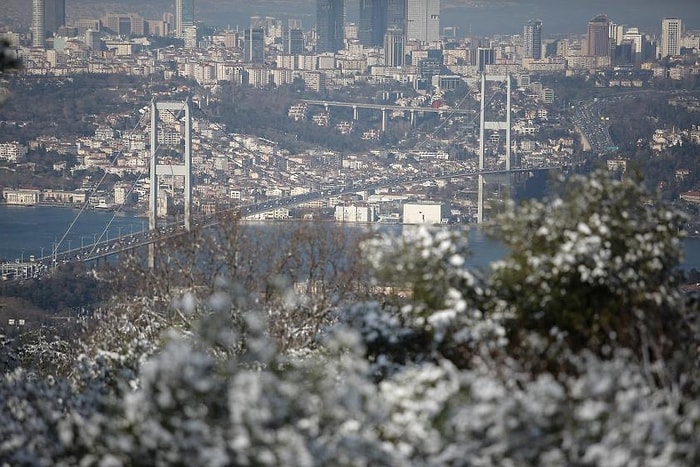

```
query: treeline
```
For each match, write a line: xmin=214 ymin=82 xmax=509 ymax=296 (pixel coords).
xmin=0 ymin=74 xmax=148 ymax=142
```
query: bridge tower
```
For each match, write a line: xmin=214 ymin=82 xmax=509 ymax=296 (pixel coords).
xmin=149 ymin=100 xmax=192 ymax=268
xmin=478 ymin=73 xmax=512 ymax=223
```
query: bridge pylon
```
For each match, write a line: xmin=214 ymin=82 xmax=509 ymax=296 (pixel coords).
xmin=478 ymin=73 xmax=512 ymax=223
xmin=149 ymin=99 xmax=192 ymax=268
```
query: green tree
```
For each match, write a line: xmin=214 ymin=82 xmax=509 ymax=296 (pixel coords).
xmin=487 ymin=171 xmax=688 ymax=361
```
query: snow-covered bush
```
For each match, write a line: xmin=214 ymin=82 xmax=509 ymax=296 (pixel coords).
xmin=488 ymin=171 xmax=688 ymax=361
xmin=1 ymin=171 xmax=698 ymax=466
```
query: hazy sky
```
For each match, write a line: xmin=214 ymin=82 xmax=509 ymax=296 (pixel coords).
xmin=5 ymin=0 xmax=699 ymax=37
xmin=191 ymin=0 xmax=700 ymax=36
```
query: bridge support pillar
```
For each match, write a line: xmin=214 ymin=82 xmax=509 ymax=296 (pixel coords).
xmin=381 ymin=108 xmax=387 ymax=132
xmin=478 ymin=73 xmax=512 ymax=223
xmin=353 ymin=105 xmax=358 ymax=120
xmin=410 ymin=110 xmax=415 ymax=126
xmin=149 ymin=99 xmax=192 ymax=268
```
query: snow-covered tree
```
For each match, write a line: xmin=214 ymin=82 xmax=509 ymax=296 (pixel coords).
xmin=1 ymin=170 xmax=698 ymax=466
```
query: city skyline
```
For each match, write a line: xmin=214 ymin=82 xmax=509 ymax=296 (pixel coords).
xmin=4 ymin=1 xmax=700 ymax=38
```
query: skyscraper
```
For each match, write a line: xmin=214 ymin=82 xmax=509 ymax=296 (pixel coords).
xmin=284 ymin=28 xmax=305 ymax=55
xmin=316 ymin=0 xmax=345 ymax=53
xmin=359 ymin=0 xmax=388 ymax=48
xmin=244 ymin=28 xmax=265 ymax=63
xmin=386 ymin=0 xmax=406 ymax=33
xmin=31 ymin=0 xmax=45 ymax=47
xmin=384 ymin=27 xmax=405 ymax=67
xmin=523 ymin=19 xmax=543 ymax=59
xmin=176 ymin=0 xmax=195 ymax=39
xmin=406 ymin=0 xmax=440 ymax=43
xmin=44 ymin=0 xmax=66 ymax=36
xmin=587 ymin=14 xmax=610 ymax=57
xmin=661 ymin=17 xmax=682 ymax=57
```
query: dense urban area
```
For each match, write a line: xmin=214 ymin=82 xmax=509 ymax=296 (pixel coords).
xmin=0 ymin=1 xmax=700 ymax=465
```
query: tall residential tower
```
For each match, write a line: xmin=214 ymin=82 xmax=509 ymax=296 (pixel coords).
xmin=661 ymin=17 xmax=682 ymax=57
xmin=523 ymin=19 xmax=543 ymax=59
xmin=31 ymin=0 xmax=45 ymax=47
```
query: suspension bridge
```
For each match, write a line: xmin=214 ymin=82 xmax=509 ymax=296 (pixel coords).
xmin=1 ymin=74 xmax=573 ymax=281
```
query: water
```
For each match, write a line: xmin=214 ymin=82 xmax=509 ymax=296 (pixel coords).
xmin=0 ymin=205 xmax=147 ymax=261
xmin=0 ymin=205 xmax=698 ymax=272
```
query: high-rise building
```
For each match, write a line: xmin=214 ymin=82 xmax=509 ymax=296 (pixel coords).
xmin=587 ymin=14 xmax=610 ymax=57
xmin=661 ymin=17 xmax=682 ymax=57
xmin=44 ymin=0 xmax=66 ymax=36
xmin=32 ymin=0 xmax=45 ymax=47
xmin=245 ymin=28 xmax=265 ymax=63
xmin=176 ymin=0 xmax=195 ymax=39
xmin=316 ymin=0 xmax=345 ymax=53
xmin=523 ymin=19 xmax=543 ymax=59
xmin=359 ymin=0 xmax=388 ymax=48
xmin=104 ymin=14 xmax=145 ymax=36
xmin=477 ymin=47 xmax=495 ymax=72
xmin=406 ymin=0 xmax=440 ymax=43
xmin=387 ymin=0 xmax=406 ymax=33
xmin=284 ymin=28 xmax=305 ymax=55
xmin=384 ymin=27 xmax=405 ymax=67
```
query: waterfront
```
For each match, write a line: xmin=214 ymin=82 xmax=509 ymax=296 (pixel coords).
xmin=0 ymin=205 xmax=699 ymax=272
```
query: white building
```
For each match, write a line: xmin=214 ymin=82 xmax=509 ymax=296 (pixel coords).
xmin=0 ymin=142 xmax=28 ymax=162
xmin=335 ymin=203 xmax=375 ymax=223
xmin=403 ymin=202 xmax=446 ymax=224
xmin=661 ymin=17 xmax=682 ymax=58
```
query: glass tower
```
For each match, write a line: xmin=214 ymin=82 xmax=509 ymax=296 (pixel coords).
xmin=176 ymin=0 xmax=195 ymax=39
xmin=316 ymin=0 xmax=345 ymax=53
xmin=359 ymin=0 xmax=388 ymax=48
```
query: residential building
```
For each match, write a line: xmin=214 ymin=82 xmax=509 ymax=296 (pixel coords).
xmin=32 ymin=0 xmax=45 ymax=48
xmin=335 ymin=203 xmax=375 ymax=222
xmin=523 ymin=19 xmax=543 ymax=60
xmin=0 ymin=142 xmax=28 ymax=162
xmin=661 ymin=17 xmax=682 ymax=57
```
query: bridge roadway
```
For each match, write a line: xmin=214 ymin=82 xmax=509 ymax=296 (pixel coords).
xmin=8 ymin=165 xmax=562 ymax=278
xmin=301 ymin=99 xmax=477 ymax=115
